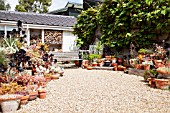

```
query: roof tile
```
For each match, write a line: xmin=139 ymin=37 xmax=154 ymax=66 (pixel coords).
xmin=0 ymin=10 xmax=77 ymax=27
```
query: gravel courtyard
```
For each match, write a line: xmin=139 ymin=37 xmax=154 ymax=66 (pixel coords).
xmin=17 ymin=68 xmax=170 ymax=113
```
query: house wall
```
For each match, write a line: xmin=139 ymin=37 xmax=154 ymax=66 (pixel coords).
xmin=62 ymin=31 xmax=78 ymax=52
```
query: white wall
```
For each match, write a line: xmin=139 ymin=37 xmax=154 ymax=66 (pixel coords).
xmin=62 ymin=31 xmax=77 ymax=52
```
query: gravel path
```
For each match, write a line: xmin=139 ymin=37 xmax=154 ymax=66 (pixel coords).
xmin=16 ymin=69 xmax=170 ymax=113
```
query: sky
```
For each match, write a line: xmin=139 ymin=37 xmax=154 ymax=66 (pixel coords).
xmin=6 ymin=0 xmax=83 ymax=11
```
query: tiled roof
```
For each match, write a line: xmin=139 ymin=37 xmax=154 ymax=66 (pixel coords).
xmin=0 ymin=10 xmax=77 ymax=27
xmin=49 ymin=2 xmax=83 ymax=14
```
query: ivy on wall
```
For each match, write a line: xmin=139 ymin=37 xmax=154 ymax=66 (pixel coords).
xmin=73 ymin=8 xmax=98 ymax=49
xmin=74 ymin=0 xmax=170 ymax=50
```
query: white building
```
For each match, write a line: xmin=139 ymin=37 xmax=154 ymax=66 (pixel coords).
xmin=0 ymin=10 xmax=78 ymax=52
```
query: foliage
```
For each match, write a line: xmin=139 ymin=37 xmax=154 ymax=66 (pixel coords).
xmin=138 ymin=48 xmax=153 ymax=54
xmin=0 ymin=51 xmax=8 ymax=67
xmin=0 ymin=37 xmax=19 ymax=54
xmin=74 ymin=0 xmax=170 ymax=51
xmin=99 ymin=0 xmax=170 ymax=50
xmin=15 ymin=0 xmax=52 ymax=13
xmin=144 ymin=69 xmax=158 ymax=81
xmin=0 ymin=0 xmax=11 ymax=10
xmin=87 ymin=54 xmax=101 ymax=62
xmin=96 ymin=41 xmax=103 ymax=54
xmin=73 ymin=8 xmax=98 ymax=48
xmin=0 ymin=82 xmax=24 ymax=95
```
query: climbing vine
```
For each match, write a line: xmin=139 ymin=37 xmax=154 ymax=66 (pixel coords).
xmin=73 ymin=8 xmax=98 ymax=49
xmin=73 ymin=0 xmax=170 ymax=50
xmin=99 ymin=0 xmax=170 ymax=50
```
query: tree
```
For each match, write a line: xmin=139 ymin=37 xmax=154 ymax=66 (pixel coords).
xmin=0 ymin=0 xmax=11 ymax=11
xmin=15 ymin=0 xmax=52 ymax=13
xmin=73 ymin=8 xmax=99 ymax=49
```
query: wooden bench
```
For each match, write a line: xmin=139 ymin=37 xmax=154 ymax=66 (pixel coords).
xmin=49 ymin=51 xmax=82 ymax=62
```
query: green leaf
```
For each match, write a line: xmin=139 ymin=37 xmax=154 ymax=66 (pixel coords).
xmin=161 ymin=10 xmax=166 ymax=15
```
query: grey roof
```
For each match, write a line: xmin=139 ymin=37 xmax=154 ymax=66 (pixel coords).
xmin=0 ymin=10 xmax=77 ymax=27
xmin=49 ymin=2 xmax=83 ymax=14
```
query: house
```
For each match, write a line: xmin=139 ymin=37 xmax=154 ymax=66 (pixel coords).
xmin=49 ymin=0 xmax=102 ymax=17
xmin=49 ymin=2 xmax=83 ymax=18
xmin=83 ymin=0 xmax=102 ymax=10
xmin=0 ymin=10 xmax=78 ymax=52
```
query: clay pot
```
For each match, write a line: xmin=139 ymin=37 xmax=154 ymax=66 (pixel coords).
xmin=117 ymin=58 xmax=123 ymax=64
xmin=82 ymin=60 xmax=89 ymax=65
xmin=143 ymin=65 xmax=150 ymax=70
xmin=117 ymin=65 xmax=124 ymax=71
xmin=28 ymin=91 xmax=38 ymax=101
xmin=134 ymin=64 xmax=143 ymax=69
xmin=39 ymin=93 xmax=46 ymax=99
xmin=112 ymin=58 xmax=117 ymax=63
xmin=114 ymin=66 xmax=117 ymax=71
xmin=0 ymin=94 xmax=22 ymax=113
xmin=155 ymin=79 xmax=170 ymax=89
xmin=83 ymin=64 xmax=88 ymax=68
xmin=112 ymin=63 xmax=118 ymax=67
xmin=45 ymin=76 xmax=51 ymax=82
xmin=105 ymin=56 xmax=111 ymax=60
xmin=20 ymin=95 xmax=29 ymax=105
xmin=148 ymin=78 xmax=156 ymax=88
xmin=74 ymin=60 xmax=79 ymax=66
xmin=87 ymin=66 xmax=93 ymax=70
xmin=38 ymin=82 xmax=47 ymax=88
xmin=154 ymin=60 xmax=164 ymax=68
xmin=92 ymin=62 xmax=97 ymax=67
xmin=38 ymin=89 xmax=47 ymax=99
xmin=51 ymin=73 xmax=60 ymax=80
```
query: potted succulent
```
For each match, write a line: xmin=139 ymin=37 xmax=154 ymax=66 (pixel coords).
xmin=154 ymin=79 xmax=170 ymax=90
xmin=50 ymin=66 xmax=61 ymax=80
xmin=37 ymin=87 xmax=47 ymax=99
xmin=0 ymin=82 xmax=23 ymax=112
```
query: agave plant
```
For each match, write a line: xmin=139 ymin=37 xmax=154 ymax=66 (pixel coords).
xmin=2 ymin=37 xmax=19 ymax=54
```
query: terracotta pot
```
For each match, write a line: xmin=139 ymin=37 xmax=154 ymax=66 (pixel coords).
xmin=74 ymin=60 xmax=79 ymax=66
xmin=112 ymin=58 xmax=117 ymax=63
xmin=51 ymin=73 xmax=60 ymax=80
xmin=154 ymin=60 xmax=164 ymax=68
xmin=114 ymin=66 xmax=117 ymax=71
xmin=155 ymin=79 xmax=170 ymax=89
xmin=45 ymin=76 xmax=51 ymax=82
xmin=92 ymin=62 xmax=97 ymax=67
xmin=143 ymin=65 xmax=150 ymax=70
xmin=39 ymin=92 xmax=46 ymax=99
xmin=117 ymin=58 xmax=123 ymax=63
xmin=117 ymin=66 xmax=124 ymax=71
xmin=148 ymin=78 xmax=156 ymax=88
xmin=38 ymin=89 xmax=47 ymax=99
xmin=82 ymin=60 xmax=89 ymax=65
xmin=134 ymin=64 xmax=143 ymax=69
xmin=20 ymin=95 xmax=29 ymax=105
xmin=87 ymin=66 xmax=93 ymax=70
xmin=83 ymin=64 xmax=88 ymax=68
xmin=38 ymin=82 xmax=47 ymax=88
xmin=105 ymin=56 xmax=111 ymax=60
xmin=0 ymin=94 xmax=22 ymax=113
xmin=28 ymin=91 xmax=38 ymax=101
xmin=112 ymin=63 xmax=118 ymax=67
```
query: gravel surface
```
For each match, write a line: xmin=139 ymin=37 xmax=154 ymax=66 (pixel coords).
xmin=16 ymin=68 xmax=170 ymax=113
